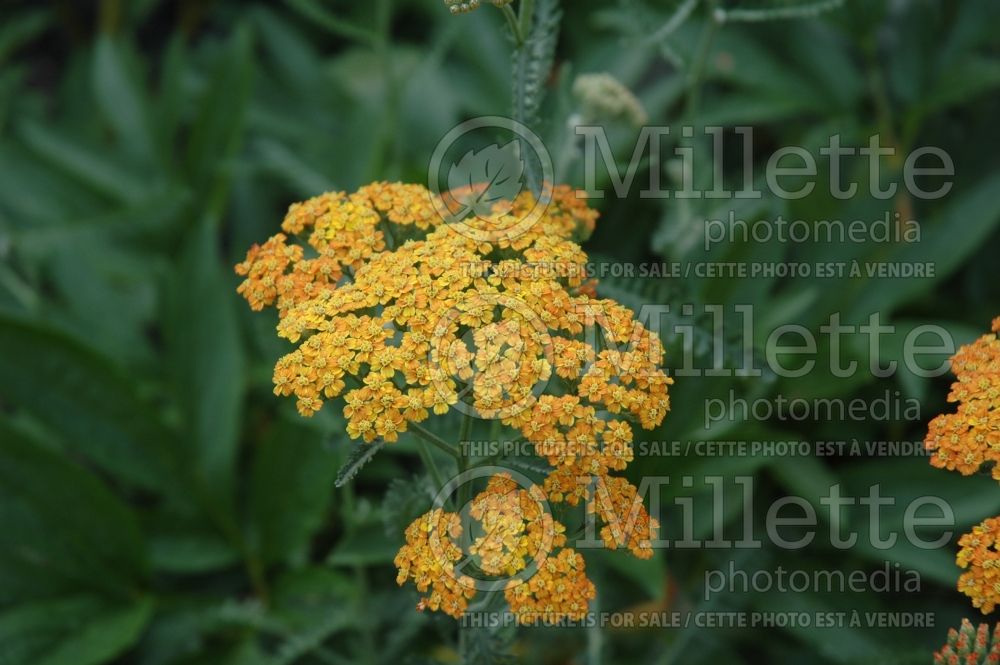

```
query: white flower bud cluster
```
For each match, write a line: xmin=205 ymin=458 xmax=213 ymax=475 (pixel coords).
xmin=444 ymin=0 xmax=481 ymax=14
xmin=444 ymin=0 xmax=512 ymax=14
xmin=572 ymin=73 xmax=648 ymax=127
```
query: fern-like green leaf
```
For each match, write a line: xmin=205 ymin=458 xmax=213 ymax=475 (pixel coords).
xmin=382 ymin=475 xmax=434 ymax=537
xmin=512 ymin=0 xmax=561 ymax=193
xmin=460 ymin=624 xmax=517 ymax=665
xmin=334 ymin=439 xmax=386 ymax=488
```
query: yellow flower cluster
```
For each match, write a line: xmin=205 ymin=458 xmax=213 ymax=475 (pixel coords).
xmin=393 ymin=508 xmax=476 ymax=618
xmin=505 ymin=548 xmax=595 ymax=625
xmin=958 ymin=517 xmax=1000 ymax=614
xmin=926 ymin=317 xmax=1000 ymax=614
xmin=237 ymin=181 xmax=671 ymax=619
xmin=396 ymin=473 xmax=595 ymax=622
xmin=926 ymin=317 xmax=1000 ymax=478
xmin=468 ymin=474 xmax=566 ymax=577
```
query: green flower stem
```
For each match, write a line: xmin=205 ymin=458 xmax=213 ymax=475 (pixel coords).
xmin=414 ymin=435 xmax=448 ymax=492
xmin=501 ymin=4 xmax=524 ymax=46
xmin=457 ymin=412 xmax=474 ymax=510
xmin=518 ymin=0 xmax=535 ymax=43
xmin=409 ymin=422 xmax=461 ymax=459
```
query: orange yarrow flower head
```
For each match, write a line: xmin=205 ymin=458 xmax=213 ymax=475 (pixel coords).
xmin=237 ymin=182 xmax=672 ymax=619
xmin=393 ymin=508 xmax=476 ymax=618
xmin=925 ymin=317 xmax=1000 ymax=616
xmin=467 ymin=473 xmax=566 ymax=577
xmin=236 ymin=181 xmax=669 ymax=447
xmin=958 ymin=517 xmax=1000 ymax=614
xmin=396 ymin=473 xmax=594 ymax=622
xmin=926 ymin=317 xmax=1000 ymax=479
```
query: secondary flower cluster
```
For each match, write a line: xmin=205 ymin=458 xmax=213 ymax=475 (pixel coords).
xmin=236 ymin=181 xmax=670 ymax=620
xmin=934 ymin=619 xmax=1000 ymax=665
xmin=926 ymin=318 xmax=1000 ymax=479
xmin=958 ymin=518 xmax=1000 ymax=614
xmin=394 ymin=474 xmax=595 ymax=621
xmin=926 ymin=317 xmax=1000 ymax=615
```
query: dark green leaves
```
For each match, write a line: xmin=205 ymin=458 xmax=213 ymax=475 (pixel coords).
xmin=847 ymin=173 xmax=1000 ymax=320
xmin=248 ymin=417 xmax=339 ymax=566
xmin=0 ymin=422 xmax=147 ymax=600
xmin=185 ymin=25 xmax=254 ymax=196
xmin=0 ymin=595 xmax=153 ymax=665
xmin=92 ymin=36 xmax=155 ymax=165
xmin=165 ymin=219 xmax=245 ymax=516
xmin=0 ymin=316 xmax=173 ymax=492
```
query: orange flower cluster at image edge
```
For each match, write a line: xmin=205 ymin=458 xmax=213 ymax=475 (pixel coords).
xmin=934 ymin=618 xmax=1000 ymax=664
xmin=926 ymin=317 xmax=1000 ymax=613
xmin=236 ymin=182 xmax=671 ymax=620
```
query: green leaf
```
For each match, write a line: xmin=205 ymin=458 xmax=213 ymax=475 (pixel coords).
xmin=847 ymin=173 xmax=1000 ymax=319
xmin=0 ymin=595 xmax=153 ymax=665
xmin=845 ymin=458 xmax=1000 ymax=586
xmin=148 ymin=523 xmax=239 ymax=574
xmin=0 ymin=421 xmax=147 ymax=601
xmin=589 ymin=548 xmax=666 ymax=601
xmin=155 ymin=34 xmax=187 ymax=167
xmin=768 ymin=454 xmax=845 ymax=527
xmin=185 ymin=25 xmax=254 ymax=192
xmin=92 ymin=36 xmax=154 ymax=164
xmin=327 ymin=530 xmax=398 ymax=567
xmin=247 ymin=417 xmax=338 ymax=566
xmin=165 ymin=219 xmax=245 ymax=517
xmin=512 ymin=0 xmax=561 ymax=192
xmin=916 ymin=55 xmax=1000 ymax=120
xmin=253 ymin=138 xmax=332 ymax=197
xmin=382 ymin=475 xmax=434 ymax=539
xmin=0 ymin=315 xmax=173 ymax=493
xmin=335 ymin=439 xmax=387 ymax=488
xmin=0 ymin=9 xmax=51 ymax=65
xmin=282 ymin=0 xmax=377 ymax=46
xmin=17 ymin=121 xmax=148 ymax=204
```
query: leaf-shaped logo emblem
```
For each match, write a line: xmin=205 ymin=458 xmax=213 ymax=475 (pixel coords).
xmin=446 ymin=139 xmax=526 ymax=219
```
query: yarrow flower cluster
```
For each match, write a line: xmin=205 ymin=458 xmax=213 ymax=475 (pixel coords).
xmin=926 ymin=318 xmax=1000 ymax=479
xmin=958 ymin=518 xmax=1000 ymax=614
xmin=925 ymin=317 xmax=1000 ymax=615
xmin=934 ymin=619 xmax=1000 ymax=664
xmin=236 ymin=181 xmax=671 ymax=621
xmin=393 ymin=508 xmax=475 ymax=617
xmin=393 ymin=473 xmax=595 ymax=621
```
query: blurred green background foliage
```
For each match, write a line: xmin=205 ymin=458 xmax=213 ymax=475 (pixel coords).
xmin=1 ymin=0 xmax=999 ymax=663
